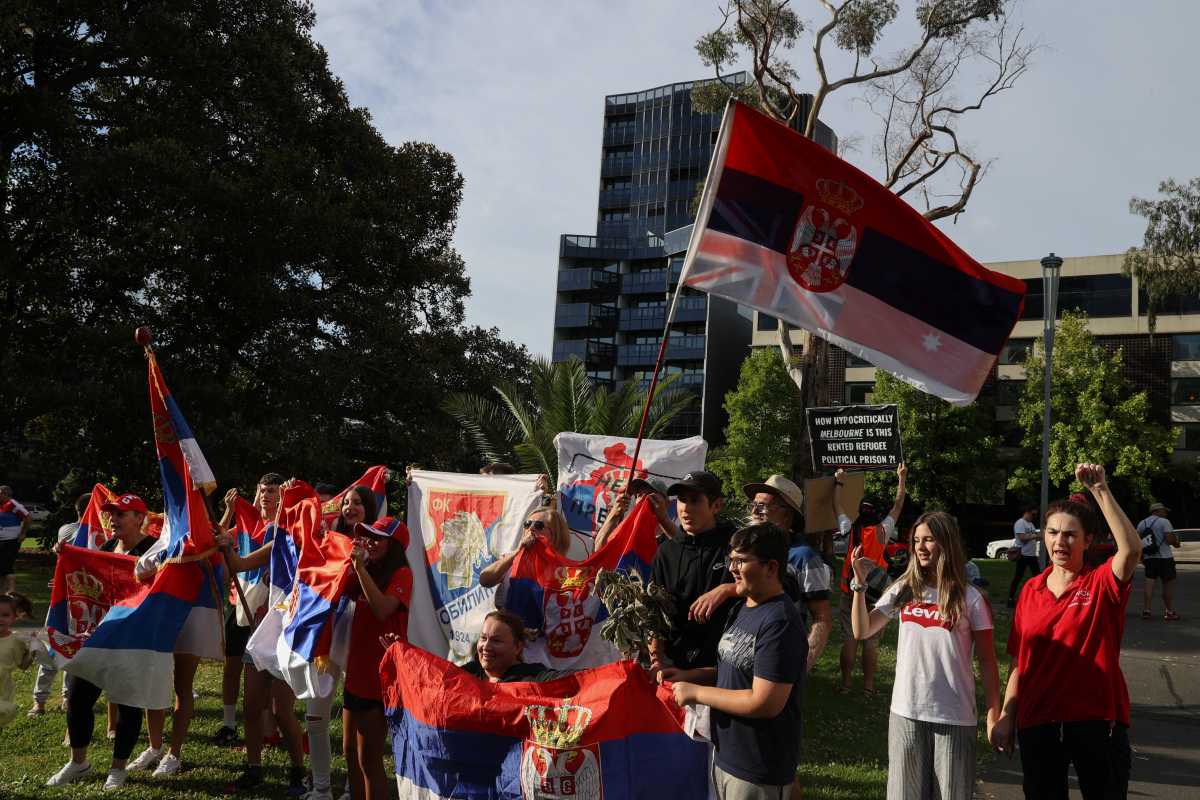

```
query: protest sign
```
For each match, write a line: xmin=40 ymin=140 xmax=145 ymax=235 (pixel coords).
xmin=806 ymin=404 xmax=903 ymax=472
xmin=804 ymin=473 xmax=866 ymax=533
xmin=406 ymin=470 xmax=543 ymax=661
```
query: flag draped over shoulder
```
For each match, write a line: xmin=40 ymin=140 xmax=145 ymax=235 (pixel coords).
xmin=44 ymin=545 xmax=143 ymax=668
xmin=245 ymin=511 xmax=301 ymax=682
xmin=405 ymin=470 xmax=544 ymax=661
xmin=274 ymin=482 xmax=355 ymax=699
xmin=681 ymin=101 xmax=1026 ymax=405
xmin=506 ymin=499 xmax=660 ymax=670
xmin=382 ymin=642 xmax=710 ymax=800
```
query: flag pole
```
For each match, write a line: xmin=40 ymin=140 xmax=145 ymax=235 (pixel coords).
xmin=136 ymin=326 xmax=255 ymax=629
xmin=624 ymin=99 xmax=736 ymax=488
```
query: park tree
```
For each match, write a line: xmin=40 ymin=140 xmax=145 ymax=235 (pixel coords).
xmin=862 ymin=370 xmax=997 ymax=511
xmin=691 ymin=0 xmax=1037 ymax=477
xmin=1123 ymin=177 xmax=1200 ymax=333
xmin=1008 ymin=312 xmax=1177 ymax=504
xmin=442 ymin=358 xmax=696 ymax=477
xmin=707 ymin=347 xmax=805 ymax=516
xmin=1 ymin=1 xmax=530 ymax=515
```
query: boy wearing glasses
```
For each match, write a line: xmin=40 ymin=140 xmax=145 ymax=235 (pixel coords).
xmin=668 ymin=523 xmax=807 ymax=799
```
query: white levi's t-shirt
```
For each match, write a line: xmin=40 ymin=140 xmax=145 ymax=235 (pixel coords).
xmin=874 ymin=582 xmax=993 ymax=726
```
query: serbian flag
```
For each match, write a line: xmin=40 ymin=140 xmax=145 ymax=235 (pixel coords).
xmin=228 ymin=495 xmax=272 ymax=623
xmin=319 ymin=465 xmax=389 ymax=528
xmin=505 ymin=499 xmax=659 ymax=670
xmin=680 ymin=101 xmax=1025 ymax=404
xmin=244 ymin=502 xmax=303 ymax=681
xmin=382 ymin=642 xmax=709 ymax=799
xmin=70 ymin=484 xmax=165 ymax=549
xmin=143 ymin=351 xmax=217 ymax=562
xmin=274 ymin=481 xmax=356 ymax=699
xmin=44 ymin=545 xmax=143 ymax=668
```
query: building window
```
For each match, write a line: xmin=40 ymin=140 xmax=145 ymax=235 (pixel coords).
xmin=845 ymin=352 xmax=872 ymax=367
xmin=844 ymin=382 xmax=874 ymax=404
xmin=1178 ymin=423 xmax=1200 ymax=450
xmin=756 ymin=313 xmax=778 ymax=331
xmin=1171 ymin=378 xmax=1200 ymax=405
xmin=1173 ymin=334 xmax=1200 ymax=361
xmin=995 ymin=379 xmax=1025 ymax=406
xmin=1140 ymin=289 xmax=1200 ymax=317
xmin=1022 ymin=275 xmax=1132 ymax=320
xmin=999 ymin=339 xmax=1032 ymax=365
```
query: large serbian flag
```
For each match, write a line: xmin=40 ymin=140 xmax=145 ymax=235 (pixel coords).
xmin=228 ymin=495 xmax=272 ymax=623
xmin=681 ymin=101 xmax=1025 ymax=404
xmin=505 ymin=499 xmax=659 ymax=670
xmin=71 ymin=484 xmax=165 ymax=549
xmin=319 ymin=465 xmax=389 ymax=528
xmin=44 ymin=545 xmax=143 ymax=668
xmin=382 ymin=642 xmax=709 ymax=799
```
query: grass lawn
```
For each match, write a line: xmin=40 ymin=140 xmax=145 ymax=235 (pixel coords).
xmin=0 ymin=554 xmax=1025 ymax=800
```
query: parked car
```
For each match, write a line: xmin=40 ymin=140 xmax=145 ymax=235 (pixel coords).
xmin=986 ymin=538 xmax=1017 ymax=559
xmin=19 ymin=501 xmax=50 ymax=522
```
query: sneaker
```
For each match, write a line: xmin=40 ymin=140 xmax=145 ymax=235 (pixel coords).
xmin=213 ymin=725 xmax=240 ymax=746
xmin=126 ymin=746 xmax=163 ymax=773
xmin=28 ymin=702 xmax=46 ymax=717
xmin=225 ymin=766 xmax=263 ymax=794
xmin=104 ymin=768 xmax=128 ymax=791
xmin=303 ymin=790 xmax=334 ymax=800
xmin=153 ymin=754 xmax=182 ymax=777
xmin=47 ymin=760 xmax=92 ymax=786
xmin=336 ymin=789 xmax=350 ymax=800
xmin=286 ymin=766 xmax=307 ymax=798
xmin=106 ymin=728 xmax=117 ymax=740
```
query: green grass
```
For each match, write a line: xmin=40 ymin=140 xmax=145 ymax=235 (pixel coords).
xmin=0 ymin=556 xmax=1026 ymax=800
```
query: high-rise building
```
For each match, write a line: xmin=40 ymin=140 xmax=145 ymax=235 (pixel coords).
xmin=552 ymin=74 xmax=837 ymax=441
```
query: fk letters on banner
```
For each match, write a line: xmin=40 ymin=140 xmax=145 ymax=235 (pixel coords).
xmin=555 ymin=432 xmax=707 ymax=539
xmin=405 ymin=470 xmax=544 ymax=660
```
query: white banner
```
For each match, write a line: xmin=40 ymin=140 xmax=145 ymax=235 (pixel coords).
xmin=555 ymin=432 xmax=708 ymax=539
xmin=405 ymin=470 xmax=544 ymax=661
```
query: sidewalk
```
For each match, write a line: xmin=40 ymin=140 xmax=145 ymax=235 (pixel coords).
xmin=976 ymin=563 xmax=1200 ymax=798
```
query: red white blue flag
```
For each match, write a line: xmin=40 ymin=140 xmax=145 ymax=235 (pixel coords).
xmin=44 ymin=545 xmax=142 ymax=668
xmin=506 ymin=499 xmax=660 ymax=670
xmin=382 ymin=642 xmax=710 ymax=799
xmin=680 ymin=101 xmax=1026 ymax=404
xmin=319 ymin=465 xmax=389 ymax=528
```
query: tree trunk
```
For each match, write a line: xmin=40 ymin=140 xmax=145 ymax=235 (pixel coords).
xmin=778 ymin=321 xmax=831 ymax=481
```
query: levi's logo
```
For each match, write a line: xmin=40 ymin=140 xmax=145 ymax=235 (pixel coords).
xmin=900 ymin=602 xmax=952 ymax=630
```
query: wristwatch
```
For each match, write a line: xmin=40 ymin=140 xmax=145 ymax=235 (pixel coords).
xmin=849 ymin=578 xmax=867 ymax=593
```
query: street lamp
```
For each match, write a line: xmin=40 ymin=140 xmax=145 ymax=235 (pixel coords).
xmin=1039 ymin=252 xmax=1064 ymax=565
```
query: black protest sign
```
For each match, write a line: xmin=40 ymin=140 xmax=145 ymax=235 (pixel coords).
xmin=807 ymin=404 xmax=903 ymax=472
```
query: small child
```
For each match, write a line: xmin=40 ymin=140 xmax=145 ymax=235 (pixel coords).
xmin=0 ymin=592 xmax=35 ymax=727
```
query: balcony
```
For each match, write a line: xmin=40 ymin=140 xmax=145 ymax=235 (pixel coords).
xmin=617 ymin=336 xmax=707 ymax=366
xmin=554 ymin=303 xmax=617 ymax=331
xmin=619 ymin=306 xmax=665 ymax=331
xmin=560 ymin=234 xmax=664 ymax=261
xmin=598 ymin=188 xmax=633 ymax=208
xmin=557 ymin=268 xmax=619 ymax=296
xmin=638 ymin=372 xmax=705 ymax=391
xmin=552 ymin=339 xmax=617 ymax=366
xmin=622 ymin=270 xmax=668 ymax=295
xmin=675 ymin=296 xmax=707 ymax=323
xmin=600 ymin=156 xmax=637 ymax=178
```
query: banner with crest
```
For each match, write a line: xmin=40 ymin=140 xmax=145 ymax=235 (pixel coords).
xmin=555 ymin=432 xmax=707 ymax=539
xmin=405 ymin=470 xmax=543 ymax=661
xmin=381 ymin=641 xmax=709 ymax=800
xmin=44 ymin=544 xmax=143 ymax=668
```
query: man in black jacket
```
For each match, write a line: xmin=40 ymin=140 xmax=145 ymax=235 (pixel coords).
xmin=650 ymin=472 xmax=738 ymax=672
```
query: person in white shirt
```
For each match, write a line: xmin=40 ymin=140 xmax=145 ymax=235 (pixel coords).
xmin=1138 ymin=502 xmax=1181 ymax=621
xmin=850 ymin=511 xmax=1001 ymax=800
xmin=1007 ymin=507 xmax=1040 ymax=608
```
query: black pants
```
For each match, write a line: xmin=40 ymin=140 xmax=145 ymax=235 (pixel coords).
xmin=66 ymin=677 xmax=143 ymax=761
xmin=1009 ymin=556 xmax=1041 ymax=600
xmin=1018 ymin=721 xmax=1130 ymax=799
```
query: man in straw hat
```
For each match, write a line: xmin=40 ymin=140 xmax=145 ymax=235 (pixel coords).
xmin=1138 ymin=501 xmax=1181 ymax=621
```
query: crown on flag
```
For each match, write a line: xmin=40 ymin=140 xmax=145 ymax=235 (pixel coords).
xmin=815 ymin=178 xmax=865 ymax=216
xmin=554 ymin=566 xmax=594 ymax=592
xmin=66 ymin=569 xmax=105 ymax=601
xmin=524 ymin=699 xmax=592 ymax=749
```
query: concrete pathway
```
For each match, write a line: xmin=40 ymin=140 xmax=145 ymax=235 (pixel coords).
xmin=976 ymin=563 xmax=1200 ymax=798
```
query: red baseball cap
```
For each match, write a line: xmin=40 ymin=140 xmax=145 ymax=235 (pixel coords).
xmin=100 ymin=494 xmax=149 ymax=515
xmin=354 ymin=516 xmax=409 ymax=549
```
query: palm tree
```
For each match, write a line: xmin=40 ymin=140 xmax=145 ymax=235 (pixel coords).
xmin=442 ymin=357 xmax=697 ymax=475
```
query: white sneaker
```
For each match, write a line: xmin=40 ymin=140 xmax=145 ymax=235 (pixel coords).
xmin=126 ymin=746 xmax=162 ymax=772
xmin=152 ymin=754 xmax=182 ymax=777
xmin=303 ymin=789 xmax=334 ymax=800
xmin=47 ymin=760 xmax=92 ymax=786
xmin=103 ymin=768 xmax=128 ymax=791
xmin=337 ymin=787 xmax=350 ymax=800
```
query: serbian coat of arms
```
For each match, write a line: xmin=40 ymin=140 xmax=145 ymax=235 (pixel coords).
xmin=519 ymin=699 xmax=602 ymax=799
xmin=786 ymin=177 xmax=865 ymax=292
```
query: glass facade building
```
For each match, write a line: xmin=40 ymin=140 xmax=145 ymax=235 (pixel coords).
xmin=552 ymin=74 xmax=837 ymax=440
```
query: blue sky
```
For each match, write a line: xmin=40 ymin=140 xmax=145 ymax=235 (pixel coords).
xmin=311 ymin=1 xmax=1200 ymax=355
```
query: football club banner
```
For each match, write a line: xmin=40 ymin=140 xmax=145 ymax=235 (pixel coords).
xmin=555 ymin=432 xmax=707 ymax=538
xmin=44 ymin=545 xmax=143 ymax=668
xmin=382 ymin=641 xmax=710 ymax=800
xmin=506 ymin=499 xmax=660 ymax=670
xmin=405 ymin=470 xmax=543 ymax=661
xmin=319 ymin=465 xmax=389 ymax=528
xmin=679 ymin=101 xmax=1026 ymax=405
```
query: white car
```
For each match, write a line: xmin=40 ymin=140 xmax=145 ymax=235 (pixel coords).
xmin=986 ymin=538 xmax=1017 ymax=559
xmin=19 ymin=501 xmax=50 ymax=522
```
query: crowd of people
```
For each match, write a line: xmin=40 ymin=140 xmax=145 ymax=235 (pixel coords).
xmin=0 ymin=459 xmax=1162 ymax=799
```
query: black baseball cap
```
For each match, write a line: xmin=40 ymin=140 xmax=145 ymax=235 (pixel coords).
xmin=629 ymin=477 xmax=668 ymax=497
xmin=666 ymin=471 xmax=724 ymax=499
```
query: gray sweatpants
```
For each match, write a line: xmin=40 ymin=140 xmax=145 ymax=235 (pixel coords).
xmin=887 ymin=712 xmax=976 ymax=800
xmin=712 ymin=764 xmax=789 ymax=800
xmin=32 ymin=664 xmax=71 ymax=705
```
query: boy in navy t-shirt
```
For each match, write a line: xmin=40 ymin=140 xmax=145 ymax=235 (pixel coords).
xmin=665 ymin=523 xmax=807 ymax=798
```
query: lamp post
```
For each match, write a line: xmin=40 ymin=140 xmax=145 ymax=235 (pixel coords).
xmin=1039 ymin=252 xmax=1064 ymax=565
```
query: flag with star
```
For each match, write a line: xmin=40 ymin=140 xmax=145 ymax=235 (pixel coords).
xmin=677 ymin=101 xmax=1026 ymax=405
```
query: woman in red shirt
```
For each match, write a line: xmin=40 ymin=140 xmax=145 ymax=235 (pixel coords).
xmin=344 ymin=516 xmax=412 ymax=800
xmin=992 ymin=463 xmax=1142 ymax=799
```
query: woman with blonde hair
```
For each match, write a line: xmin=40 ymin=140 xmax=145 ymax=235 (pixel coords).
xmin=479 ymin=507 xmax=572 ymax=590
xmin=850 ymin=511 xmax=1002 ymax=800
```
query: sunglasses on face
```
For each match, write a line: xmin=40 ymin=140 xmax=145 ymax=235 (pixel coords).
xmin=749 ymin=501 xmax=783 ymax=514
xmin=724 ymin=555 xmax=764 ymax=571
xmin=523 ymin=520 xmax=547 ymax=532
